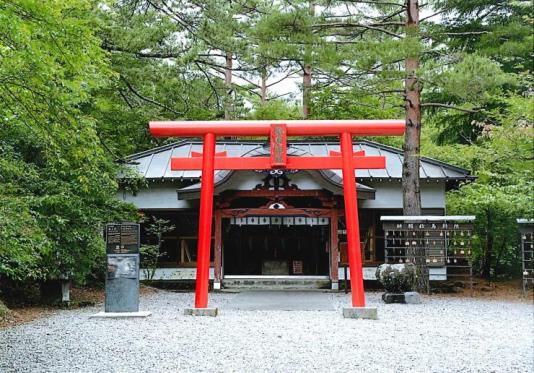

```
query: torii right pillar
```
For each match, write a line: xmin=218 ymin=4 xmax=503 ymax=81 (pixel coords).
xmin=340 ymin=131 xmax=377 ymax=319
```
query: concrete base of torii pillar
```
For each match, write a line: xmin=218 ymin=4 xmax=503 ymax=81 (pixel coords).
xmin=184 ymin=307 xmax=219 ymax=317
xmin=342 ymin=307 xmax=378 ymax=320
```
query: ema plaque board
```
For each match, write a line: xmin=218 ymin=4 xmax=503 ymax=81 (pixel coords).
xmin=106 ymin=223 xmax=140 ymax=254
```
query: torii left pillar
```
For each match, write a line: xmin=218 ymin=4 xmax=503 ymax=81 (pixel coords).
xmin=194 ymin=132 xmax=216 ymax=311
xmin=150 ymin=120 xmax=405 ymax=318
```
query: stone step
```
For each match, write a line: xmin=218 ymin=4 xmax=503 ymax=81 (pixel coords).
xmin=222 ymin=278 xmax=331 ymax=290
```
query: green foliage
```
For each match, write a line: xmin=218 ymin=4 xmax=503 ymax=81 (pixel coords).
xmin=0 ymin=0 xmax=136 ymax=286
xmin=434 ymin=0 xmax=532 ymax=73
xmin=139 ymin=245 xmax=161 ymax=282
xmin=0 ymin=299 xmax=11 ymax=321
xmin=0 ymin=196 xmax=50 ymax=281
xmin=140 ymin=217 xmax=175 ymax=281
xmin=0 ymin=0 xmax=531 ymax=287
xmin=424 ymin=102 xmax=533 ymax=278
xmin=448 ymin=182 xmax=533 ymax=277
xmin=428 ymin=55 xmax=513 ymax=105
xmin=375 ymin=263 xmax=417 ymax=293
xmin=422 ymin=54 xmax=518 ymax=144
xmin=251 ymin=100 xmax=301 ymax=120
xmin=311 ymin=87 xmax=403 ymax=121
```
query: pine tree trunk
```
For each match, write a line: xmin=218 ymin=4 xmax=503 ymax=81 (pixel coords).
xmin=403 ymin=0 xmax=427 ymax=293
xmin=302 ymin=2 xmax=315 ymax=119
xmin=224 ymin=51 xmax=233 ymax=120
xmin=403 ymin=0 xmax=421 ymax=217
xmin=482 ymin=210 xmax=493 ymax=278
xmin=303 ymin=64 xmax=312 ymax=118
xmin=260 ymin=69 xmax=267 ymax=105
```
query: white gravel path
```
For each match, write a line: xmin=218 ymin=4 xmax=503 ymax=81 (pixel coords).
xmin=1 ymin=290 xmax=532 ymax=373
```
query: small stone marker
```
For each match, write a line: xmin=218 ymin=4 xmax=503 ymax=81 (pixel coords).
xmin=382 ymin=292 xmax=421 ymax=304
xmin=404 ymin=291 xmax=421 ymax=304
xmin=61 ymin=281 xmax=70 ymax=303
xmin=382 ymin=293 xmax=405 ymax=304
xmin=342 ymin=307 xmax=378 ymax=320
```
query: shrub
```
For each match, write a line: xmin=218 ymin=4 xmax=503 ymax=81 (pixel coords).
xmin=375 ymin=263 xmax=417 ymax=293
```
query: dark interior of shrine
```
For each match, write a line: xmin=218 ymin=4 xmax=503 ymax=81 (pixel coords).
xmin=222 ymin=222 xmax=330 ymax=276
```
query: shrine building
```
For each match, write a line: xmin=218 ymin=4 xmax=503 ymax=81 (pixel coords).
xmin=118 ymin=139 xmax=474 ymax=290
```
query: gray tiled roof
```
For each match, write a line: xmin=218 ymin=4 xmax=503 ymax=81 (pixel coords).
xmin=123 ymin=139 xmax=474 ymax=181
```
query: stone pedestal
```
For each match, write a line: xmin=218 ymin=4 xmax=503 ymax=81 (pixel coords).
xmin=90 ymin=311 xmax=152 ymax=318
xmin=382 ymin=292 xmax=421 ymax=304
xmin=105 ymin=254 xmax=140 ymax=313
xmin=184 ymin=308 xmax=218 ymax=317
xmin=342 ymin=307 xmax=378 ymax=320
xmin=382 ymin=293 xmax=405 ymax=303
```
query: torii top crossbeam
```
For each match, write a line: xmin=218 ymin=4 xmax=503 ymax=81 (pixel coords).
xmin=150 ymin=119 xmax=405 ymax=137
xmin=149 ymin=119 xmax=405 ymax=312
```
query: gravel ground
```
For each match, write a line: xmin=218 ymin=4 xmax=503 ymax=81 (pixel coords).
xmin=1 ymin=290 xmax=532 ymax=373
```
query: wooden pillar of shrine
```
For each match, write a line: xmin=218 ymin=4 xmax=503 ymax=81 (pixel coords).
xmin=213 ymin=210 xmax=223 ymax=290
xmin=330 ymin=209 xmax=339 ymax=290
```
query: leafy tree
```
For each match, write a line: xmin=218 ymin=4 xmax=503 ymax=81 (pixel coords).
xmin=0 ymin=0 xmax=135 ymax=286
xmin=425 ymin=95 xmax=533 ymax=278
xmin=433 ymin=0 xmax=532 ymax=74
xmin=0 ymin=196 xmax=50 ymax=282
xmin=95 ymin=0 xmax=258 ymax=153
xmin=449 ymin=182 xmax=532 ymax=278
xmin=251 ymin=100 xmax=302 ymax=120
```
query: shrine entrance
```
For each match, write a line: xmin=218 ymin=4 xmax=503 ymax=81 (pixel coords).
xmin=214 ymin=189 xmax=340 ymax=284
xmin=223 ymin=222 xmax=330 ymax=277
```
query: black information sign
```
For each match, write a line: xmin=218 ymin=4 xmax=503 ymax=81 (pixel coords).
xmin=106 ymin=223 xmax=140 ymax=254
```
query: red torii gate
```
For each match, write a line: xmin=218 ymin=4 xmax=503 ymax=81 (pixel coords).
xmin=149 ymin=120 xmax=405 ymax=312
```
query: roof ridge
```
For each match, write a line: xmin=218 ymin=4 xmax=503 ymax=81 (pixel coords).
xmin=123 ymin=140 xmax=190 ymax=161
xmin=356 ymin=139 xmax=472 ymax=176
xmin=122 ymin=138 xmax=474 ymax=178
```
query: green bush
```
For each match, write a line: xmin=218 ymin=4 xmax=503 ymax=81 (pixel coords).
xmin=375 ymin=263 xmax=417 ymax=293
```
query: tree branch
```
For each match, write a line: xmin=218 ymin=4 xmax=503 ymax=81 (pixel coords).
xmin=195 ymin=62 xmax=222 ymax=110
xmin=313 ymin=22 xmax=403 ymax=38
xmin=421 ymin=103 xmax=480 ymax=113
xmin=337 ymin=0 xmax=406 ymax=7
xmin=102 ymin=43 xmax=189 ymax=59
xmin=120 ymin=77 xmax=183 ymax=116
xmin=439 ymin=31 xmax=490 ymax=35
